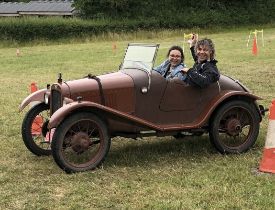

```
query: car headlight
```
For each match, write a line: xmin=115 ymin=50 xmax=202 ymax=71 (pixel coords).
xmin=44 ymin=93 xmax=50 ymax=104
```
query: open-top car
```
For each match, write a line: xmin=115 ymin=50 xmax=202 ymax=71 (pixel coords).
xmin=20 ymin=43 xmax=266 ymax=173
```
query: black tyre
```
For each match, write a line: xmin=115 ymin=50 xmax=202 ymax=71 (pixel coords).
xmin=51 ymin=112 xmax=111 ymax=173
xmin=21 ymin=103 xmax=51 ymax=156
xmin=209 ymin=100 xmax=260 ymax=154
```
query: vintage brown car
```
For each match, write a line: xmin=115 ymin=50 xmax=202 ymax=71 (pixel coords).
xmin=20 ymin=43 xmax=266 ymax=173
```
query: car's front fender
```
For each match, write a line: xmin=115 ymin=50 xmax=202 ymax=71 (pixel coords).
xmin=19 ymin=89 xmax=47 ymax=112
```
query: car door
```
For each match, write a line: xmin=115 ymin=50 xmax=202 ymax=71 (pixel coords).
xmin=159 ymin=78 xmax=220 ymax=124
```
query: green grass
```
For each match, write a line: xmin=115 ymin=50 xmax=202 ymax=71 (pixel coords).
xmin=0 ymin=28 xmax=275 ymax=209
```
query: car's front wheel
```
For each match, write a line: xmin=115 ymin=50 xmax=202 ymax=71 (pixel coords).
xmin=209 ymin=100 xmax=260 ymax=154
xmin=21 ymin=103 xmax=51 ymax=156
xmin=51 ymin=112 xmax=111 ymax=173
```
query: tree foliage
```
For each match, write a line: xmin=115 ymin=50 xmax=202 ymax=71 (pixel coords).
xmin=0 ymin=0 xmax=29 ymax=2
xmin=73 ymin=0 xmax=275 ymax=26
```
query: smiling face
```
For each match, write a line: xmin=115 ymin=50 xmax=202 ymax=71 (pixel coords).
xmin=195 ymin=39 xmax=215 ymax=63
xmin=196 ymin=45 xmax=211 ymax=63
xmin=168 ymin=49 xmax=182 ymax=67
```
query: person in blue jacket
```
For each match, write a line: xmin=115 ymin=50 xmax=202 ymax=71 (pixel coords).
xmin=154 ymin=45 xmax=186 ymax=80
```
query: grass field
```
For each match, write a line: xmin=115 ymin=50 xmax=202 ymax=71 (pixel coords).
xmin=0 ymin=28 xmax=275 ymax=209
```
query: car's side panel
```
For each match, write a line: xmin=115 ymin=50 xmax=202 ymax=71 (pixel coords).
xmin=47 ymin=101 xmax=158 ymax=130
xmin=47 ymin=101 xmax=203 ymax=132
xmin=125 ymin=69 xmax=221 ymax=125
xmin=159 ymin=79 xmax=201 ymax=112
xmin=65 ymin=72 xmax=135 ymax=113
xmin=48 ymin=90 xmax=261 ymax=134
xmin=161 ymin=79 xmax=222 ymax=124
xmin=123 ymin=69 xmax=169 ymax=123
xmin=123 ymin=70 xmax=260 ymax=127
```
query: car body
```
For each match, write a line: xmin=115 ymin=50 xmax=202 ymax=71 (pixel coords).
xmin=20 ymin=43 xmax=266 ymax=173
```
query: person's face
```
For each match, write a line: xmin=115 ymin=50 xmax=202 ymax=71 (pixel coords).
xmin=196 ymin=45 xmax=211 ymax=63
xmin=168 ymin=49 xmax=182 ymax=67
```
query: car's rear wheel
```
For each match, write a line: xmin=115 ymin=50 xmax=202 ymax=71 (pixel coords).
xmin=209 ymin=100 xmax=260 ymax=154
xmin=21 ymin=103 xmax=51 ymax=156
xmin=51 ymin=112 xmax=111 ymax=173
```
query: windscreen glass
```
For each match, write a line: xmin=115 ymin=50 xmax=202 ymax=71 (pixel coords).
xmin=122 ymin=44 xmax=158 ymax=71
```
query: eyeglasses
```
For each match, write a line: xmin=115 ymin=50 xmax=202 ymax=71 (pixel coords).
xmin=169 ymin=54 xmax=181 ymax=59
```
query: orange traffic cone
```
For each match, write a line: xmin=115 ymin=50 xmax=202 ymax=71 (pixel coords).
xmin=112 ymin=42 xmax=117 ymax=54
xmin=16 ymin=48 xmax=20 ymax=57
xmin=259 ymin=100 xmax=275 ymax=173
xmin=252 ymin=36 xmax=258 ymax=56
xmin=31 ymin=116 xmax=43 ymax=136
xmin=29 ymin=82 xmax=39 ymax=108
xmin=45 ymin=128 xmax=55 ymax=142
xmin=30 ymin=82 xmax=43 ymax=136
xmin=30 ymin=82 xmax=38 ymax=93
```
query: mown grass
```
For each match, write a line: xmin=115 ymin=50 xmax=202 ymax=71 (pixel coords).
xmin=0 ymin=28 xmax=275 ymax=209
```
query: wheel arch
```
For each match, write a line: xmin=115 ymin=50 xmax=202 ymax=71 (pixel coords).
xmin=61 ymin=106 xmax=109 ymax=127
xmin=208 ymin=93 xmax=262 ymax=125
xmin=19 ymin=89 xmax=47 ymax=112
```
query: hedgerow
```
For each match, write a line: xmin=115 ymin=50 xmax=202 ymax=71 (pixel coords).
xmin=0 ymin=17 xmax=162 ymax=42
xmin=0 ymin=0 xmax=274 ymax=42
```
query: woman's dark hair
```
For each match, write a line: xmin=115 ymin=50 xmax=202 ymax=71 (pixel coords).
xmin=166 ymin=45 xmax=184 ymax=62
xmin=195 ymin=38 xmax=215 ymax=60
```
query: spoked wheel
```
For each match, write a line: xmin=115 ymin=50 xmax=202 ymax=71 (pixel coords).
xmin=209 ymin=100 xmax=260 ymax=154
xmin=21 ymin=103 xmax=51 ymax=156
xmin=51 ymin=112 xmax=111 ymax=173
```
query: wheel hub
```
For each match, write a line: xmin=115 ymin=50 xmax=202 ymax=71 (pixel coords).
xmin=71 ymin=132 xmax=91 ymax=154
xmin=225 ymin=118 xmax=242 ymax=136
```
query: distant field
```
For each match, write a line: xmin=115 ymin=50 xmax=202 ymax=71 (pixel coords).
xmin=0 ymin=28 xmax=274 ymax=209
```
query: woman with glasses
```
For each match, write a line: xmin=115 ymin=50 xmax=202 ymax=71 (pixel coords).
xmin=154 ymin=45 xmax=186 ymax=80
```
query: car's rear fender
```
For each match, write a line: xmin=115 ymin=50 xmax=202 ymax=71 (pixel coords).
xmin=201 ymin=91 xmax=263 ymax=125
xmin=19 ymin=89 xmax=47 ymax=112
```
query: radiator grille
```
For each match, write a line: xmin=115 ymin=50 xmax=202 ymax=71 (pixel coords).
xmin=50 ymin=89 xmax=62 ymax=115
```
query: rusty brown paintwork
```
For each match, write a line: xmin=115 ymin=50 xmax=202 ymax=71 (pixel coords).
xmin=20 ymin=43 xmax=266 ymax=172
xmin=47 ymin=70 xmax=262 ymax=136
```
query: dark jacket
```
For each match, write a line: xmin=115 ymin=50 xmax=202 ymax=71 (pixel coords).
xmin=184 ymin=46 xmax=220 ymax=88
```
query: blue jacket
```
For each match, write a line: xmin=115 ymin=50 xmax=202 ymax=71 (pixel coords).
xmin=153 ymin=59 xmax=186 ymax=80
